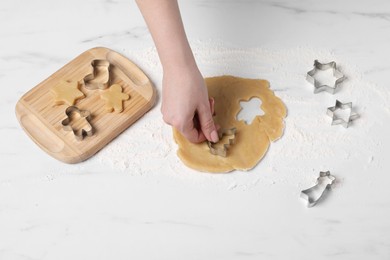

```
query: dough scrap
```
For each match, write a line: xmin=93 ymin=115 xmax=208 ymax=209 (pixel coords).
xmin=51 ymin=80 xmax=85 ymax=106
xmin=100 ymin=84 xmax=130 ymax=113
xmin=173 ymin=76 xmax=287 ymax=173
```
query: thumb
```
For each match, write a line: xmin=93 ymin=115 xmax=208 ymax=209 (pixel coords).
xmin=198 ymin=103 xmax=219 ymax=143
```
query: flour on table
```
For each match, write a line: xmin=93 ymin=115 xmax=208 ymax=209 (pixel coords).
xmin=89 ymin=39 xmax=386 ymax=191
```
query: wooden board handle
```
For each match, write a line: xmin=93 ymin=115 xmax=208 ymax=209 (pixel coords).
xmin=107 ymin=51 xmax=156 ymax=103
xmin=15 ymin=102 xmax=79 ymax=163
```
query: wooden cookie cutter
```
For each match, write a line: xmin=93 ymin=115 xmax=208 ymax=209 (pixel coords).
xmin=207 ymin=128 xmax=237 ymax=157
xmin=61 ymin=106 xmax=94 ymax=141
xmin=83 ymin=59 xmax=111 ymax=90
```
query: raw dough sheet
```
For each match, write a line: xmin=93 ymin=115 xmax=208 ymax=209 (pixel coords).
xmin=173 ymin=75 xmax=287 ymax=173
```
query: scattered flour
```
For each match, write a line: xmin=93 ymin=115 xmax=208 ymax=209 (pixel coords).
xmin=89 ymin=39 xmax=388 ymax=191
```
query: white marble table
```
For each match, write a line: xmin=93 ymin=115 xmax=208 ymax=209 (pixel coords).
xmin=1 ymin=0 xmax=390 ymax=259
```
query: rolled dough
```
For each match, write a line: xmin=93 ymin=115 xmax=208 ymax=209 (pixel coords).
xmin=173 ymin=75 xmax=287 ymax=173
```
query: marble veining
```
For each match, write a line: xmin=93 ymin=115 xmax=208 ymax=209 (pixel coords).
xmin=1 ymin=0 xmax=390 ymax=259
xmin=81 ymin=26 xmax=149 ymax=43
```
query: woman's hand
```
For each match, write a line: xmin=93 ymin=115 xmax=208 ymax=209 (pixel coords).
xmin=161 ymin=65 xmax=219 ymax=143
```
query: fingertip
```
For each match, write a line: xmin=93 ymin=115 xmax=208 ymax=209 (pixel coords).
xmin=210 ymin=130 xmax=219 ymax=143
xmin=197 ymin=109 xmax=217 ymax=142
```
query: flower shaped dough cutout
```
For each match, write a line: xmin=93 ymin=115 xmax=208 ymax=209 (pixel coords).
xmin=100 ymin=84 xmax=130 ymax=113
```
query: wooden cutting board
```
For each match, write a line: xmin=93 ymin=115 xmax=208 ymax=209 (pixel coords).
xmin=15 ymin=47 xmax=156 ymax=163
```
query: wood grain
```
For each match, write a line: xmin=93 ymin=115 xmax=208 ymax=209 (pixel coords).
xmin=15 ymin=47 xmax=156 ymax=163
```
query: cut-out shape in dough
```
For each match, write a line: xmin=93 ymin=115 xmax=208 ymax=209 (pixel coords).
xmin=236 ymin=97 xmax=265 ymax=124
xmin=51 ymin=80 xmax=85 ymax=106
xmin=173 ymin=76 xmax=287 ymax=173
xmin=100 ymin=84 xmax=130 ymax=113
xmin=83 ymin=59 xmax=111 ymax=90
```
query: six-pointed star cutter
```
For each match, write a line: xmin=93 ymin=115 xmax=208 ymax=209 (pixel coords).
xmin=327 ymin=100 xmax=359 ymax=128
xmin=306 ymin=60 xmax=345 ymax=94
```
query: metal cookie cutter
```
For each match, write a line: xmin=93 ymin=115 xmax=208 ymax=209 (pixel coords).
xmin=306 ymin=60 xmax=345 ymax=94
xmin=83 ymin=59 xmax=111 ymax=90
xmin=61 ymin=106 xmax=94 ymax=141
xmin=301 ymin=171 xmax=336 ymax=207
xmin=207 ymin=128 xmax=237 ymax=157
xmin=327 ymin=100 xmax=359 ymax=128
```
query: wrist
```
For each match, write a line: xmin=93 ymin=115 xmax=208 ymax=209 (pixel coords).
xmin=161 ymin=50 xmax=198 ymax=73
xmin=163 ymin=58 xmax=200 ymax=75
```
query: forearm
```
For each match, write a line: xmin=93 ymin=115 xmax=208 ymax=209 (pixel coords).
xmin=136 ymin=0 xmax=218 ymax=143
xmin=135 ymin=0 xmax=198 ymax=72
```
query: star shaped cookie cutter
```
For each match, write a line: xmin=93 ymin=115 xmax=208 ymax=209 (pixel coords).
xmin=207 ymin=128 xmax=237 ymax=157
xmin=306 ymin=60 xmax=345 ymax=94
xmin=327 ymin=100 xmax=359 ymax=128
xmin=301 ymin=171 xmax=336 ymax=207
xmin=61 ymin=106 xmax=94 ymax=141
